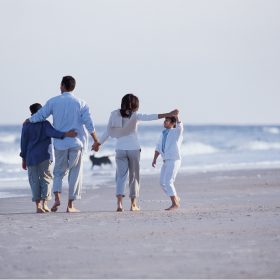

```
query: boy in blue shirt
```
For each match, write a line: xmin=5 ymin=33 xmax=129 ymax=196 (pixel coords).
xmin=20 ymin=103 xmax=77 ymax=213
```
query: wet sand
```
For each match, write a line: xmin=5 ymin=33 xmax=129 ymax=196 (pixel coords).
xmin=0 ymin=168 xmax=280 ymax=278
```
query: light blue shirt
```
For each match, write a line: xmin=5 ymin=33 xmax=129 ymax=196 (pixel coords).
xmin=29 ymin=92 xmax=94 ymax=154
xmin=162 ymin=129 xmax=171 ymax=154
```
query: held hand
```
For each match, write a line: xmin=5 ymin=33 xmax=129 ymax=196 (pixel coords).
xmin=169 ymin=109 xmax=179 ymax=117
xmin=91 ymin=142 xmax=101 ymax=152
xmin=23 ymin=119 xmax=30 ymax=126
xmin=152 ymin=159 xmax=156 ymax=168
xmin=94 ymin=145 xmax=100 ymax=152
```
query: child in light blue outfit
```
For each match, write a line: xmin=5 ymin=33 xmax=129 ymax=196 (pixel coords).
xmin=152 ymin=113 xmax=183 ymax=210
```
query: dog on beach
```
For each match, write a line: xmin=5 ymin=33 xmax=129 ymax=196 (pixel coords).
xmin=89 ymin=154 xmax=112 ymax=168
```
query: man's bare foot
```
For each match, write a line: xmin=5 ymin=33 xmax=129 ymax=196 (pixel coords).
xmin=36 ymin=208 xmax=45 ymax=213
xmin=43 ymin=206 xmax=50 ymax=212
xmin=66 ymin=206 xmax=80 ymax=213
xmin=42 ymin=200 xmax=50 ymax=212
xmin=130 ymin=205 xmax=140 ymax=211
xmin=51 ymin=201 xmax=60 ymax=212
xmin=117 ymin=207 xmax=124 ymax=212
xmin=176 ymin=196 xmax=180 ymax=202
xmin=165 ymin=203 xmax=180 ymax=211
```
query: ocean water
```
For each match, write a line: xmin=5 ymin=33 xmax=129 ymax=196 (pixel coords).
xmin=0 ymin=124 xmax=280 ymax=198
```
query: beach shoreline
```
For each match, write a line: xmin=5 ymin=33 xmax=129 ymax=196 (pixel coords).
xmin=0 ymin=168 xmax=280 ymax=278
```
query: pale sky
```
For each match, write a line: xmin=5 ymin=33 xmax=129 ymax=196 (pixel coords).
xmin=0 ymin=0 xmax=279 ymax=125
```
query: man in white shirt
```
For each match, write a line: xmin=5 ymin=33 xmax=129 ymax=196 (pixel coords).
xmin=23 ymin=76 xmax=99 ymax=212
xmin=152 ymin=113 xmax=183 ymax=210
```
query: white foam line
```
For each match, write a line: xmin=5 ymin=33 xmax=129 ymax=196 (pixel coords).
xmin=0 ymin=177 xmax=28 ymax=182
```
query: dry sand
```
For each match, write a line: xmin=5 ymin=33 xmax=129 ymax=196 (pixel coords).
xmin=0 ymin=168 xmax=280 ymax=278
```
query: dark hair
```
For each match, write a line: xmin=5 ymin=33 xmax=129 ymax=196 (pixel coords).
xmin=61 ymin=76 xmax=76 ymax=91
xmin=29 ymin=103 xmax=42 ymax=114
xmin=120 ymin=94 xmax=139 ymax=118
xmin=165 ymin=116 xmax=176 ymax=128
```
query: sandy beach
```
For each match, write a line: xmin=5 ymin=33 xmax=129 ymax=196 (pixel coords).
xmin=0 ymin=168 xmax=280 ymax=278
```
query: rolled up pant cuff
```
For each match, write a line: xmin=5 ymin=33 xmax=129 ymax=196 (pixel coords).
xmin=116 ymin=192 xmax=125 ymax=197
xmin=42 ymin=196 xmax=52 ymax=201
xmin=69 ymin=195 xmax=81 ymax=200
xmin=32 ymin=197 xmax=42 ymax=202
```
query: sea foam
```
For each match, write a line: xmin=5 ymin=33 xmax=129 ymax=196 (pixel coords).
xmin=241 ymin=141 xmax=280 ymax=151
xmin=263 ymin=127 xmax=280 ymax=134
xmin=0 ymin=135 xmax=18 ymax=143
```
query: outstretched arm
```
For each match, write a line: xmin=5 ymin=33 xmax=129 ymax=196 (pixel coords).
xmin=63 ymin=130 xmax=78 ymax=138
xmin=44 ymin=122 xmax=78 ymax=139
xmin=23 ymin=101 xmax=53 ymax=125
xmin=174 ymin=113 xmax=181 ymax=123
xmin=174 ymin=113 xmax=183 ymax=137
xmin=152 ymin=151 xmax=160 ymax=167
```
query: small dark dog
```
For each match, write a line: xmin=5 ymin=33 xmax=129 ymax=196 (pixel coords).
xmin=89 ymin=154 xmax=112 ymax=168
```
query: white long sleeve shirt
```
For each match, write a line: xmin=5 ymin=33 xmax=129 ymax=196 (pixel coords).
xmin=99 ymin=112 xmax=158 ymax=150
xmin=155 ymin=122 xmax=184 ymax=160
xmin=29 ymin=92 xmax=95 ymax=154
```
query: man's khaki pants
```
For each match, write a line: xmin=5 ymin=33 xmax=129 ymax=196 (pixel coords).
xmin=53 ymin=146 xmax=83 ymax=200
xmin=28 ymin=159 xmax=53 ymax=201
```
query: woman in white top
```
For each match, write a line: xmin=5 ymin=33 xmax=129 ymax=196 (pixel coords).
xmin=92 ymin=94 xmax=178 ymax=212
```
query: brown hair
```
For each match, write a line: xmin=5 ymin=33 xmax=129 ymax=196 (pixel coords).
xmin=120 ymin=94 xmax=139 ymax=118
xmin=61 ymin=76 xmax=76 ymax=91
xmin=165 ymin=116 xmax=176 ymax=128
xmin=30 ymin=103 xmax=42 ymax=114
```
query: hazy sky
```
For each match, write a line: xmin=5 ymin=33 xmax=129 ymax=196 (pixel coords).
xmin=0 ymin=0 xmax=279 ymax=125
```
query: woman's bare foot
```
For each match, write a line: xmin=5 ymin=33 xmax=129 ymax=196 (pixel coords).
xmin=130 ymin=198 xmax=140 ymax=211
xmin=66 ymin=206 xmax=80 ymax=213
xmin=130 ymin=205 xmax=140 ymax=211
xmin=117 ymin=207 xmax=124 ymax=212
xmin=51 ymin=200 xmax=60 ymax=212
xmin=66 ymin=199 xmax=80 ymax=212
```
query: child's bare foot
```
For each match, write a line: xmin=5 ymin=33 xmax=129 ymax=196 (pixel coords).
xmin=165 ymin=203 xmax=180 ymax=210
xmin=51 ymin=200 xmax=60 ymax=212
xmin=130 ymin=205 xmax=140 ymax=211
xmin=66 ymin=206 xmax=80 ymax=213
xmin=165 ymin=195 xmax=180 ymax=210
xmin=36 ymin=207 xmax=45 ymax=213
xmin=117 ymin=207 xmax=124 ymax=212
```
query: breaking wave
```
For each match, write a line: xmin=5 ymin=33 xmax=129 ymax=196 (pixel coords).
xmin=0 ymin=135 xmax=18 ymax=143
xmin=240 ymin=141 xmax=280 ymax=151
xmin=263 ymin=127 xmax=280 ymax=134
